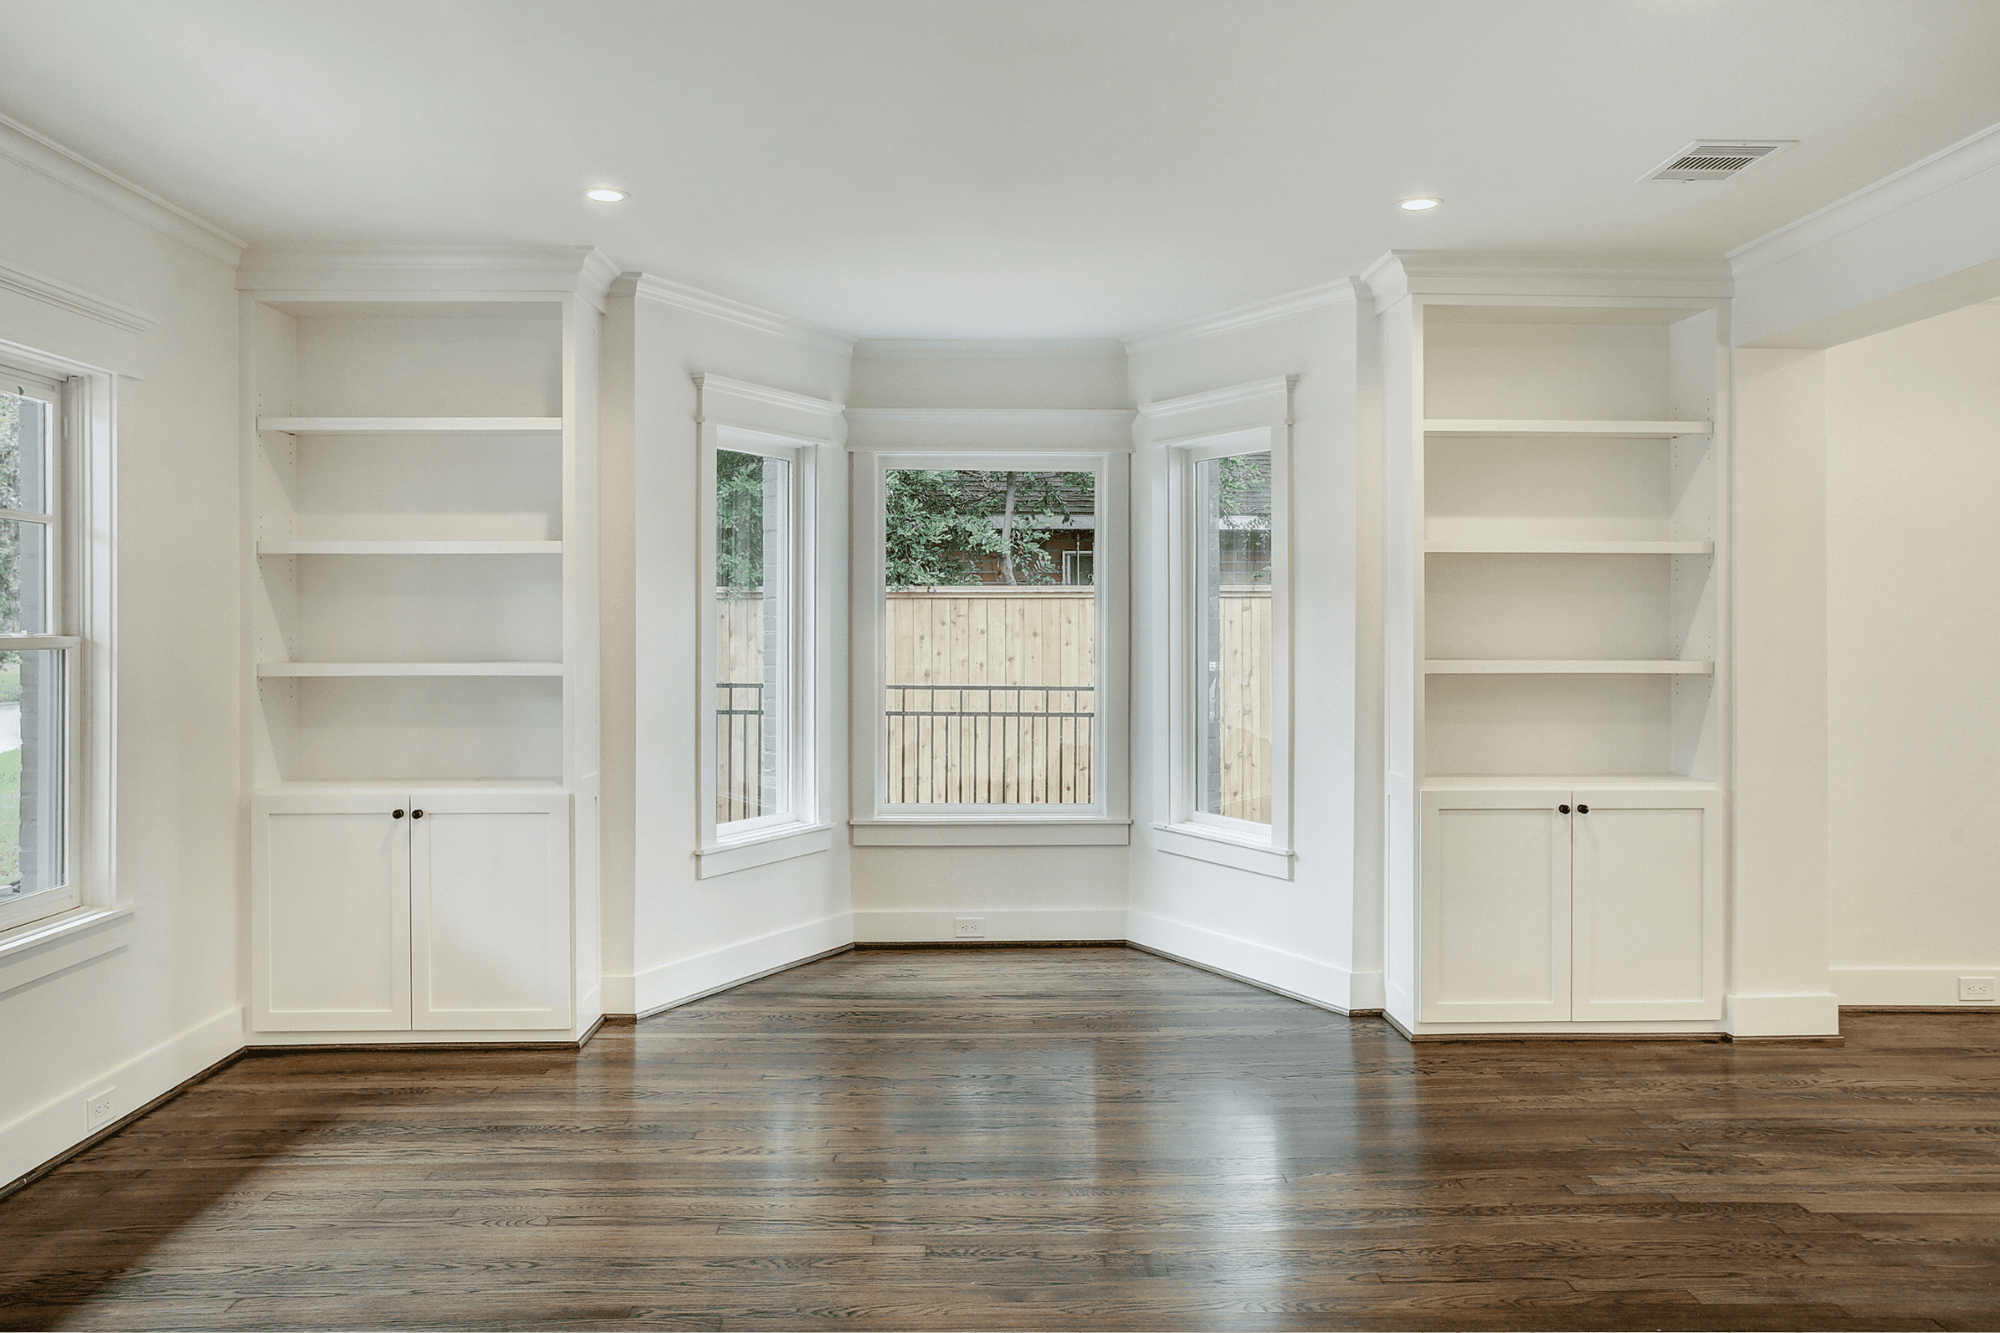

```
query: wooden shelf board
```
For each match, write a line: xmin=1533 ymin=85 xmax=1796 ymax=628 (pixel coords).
xmin=257 ymin=416 xmax=563 ymax=435
xmin=1424 ymin=773 xmax=1722 ymax=792
xmin=1424 ymin=659 xmax=1714 ymax=675
xmin=1422 ymin=419 xmax=1711 ymax=438
xmin=1425 ymin=540 xmax=1713 ymax=555
xmin=257 ymin=540 xmax=562 ymax=555
xmin=258 ymin=662 xmax=564 ymax=678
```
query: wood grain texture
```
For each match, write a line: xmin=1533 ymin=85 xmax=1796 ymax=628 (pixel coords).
xmin=3 ymin=947 xmax=1997 ymax=1330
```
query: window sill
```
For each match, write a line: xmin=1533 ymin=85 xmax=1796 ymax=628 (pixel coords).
xmin=697 ymin=822 xmax=836 ymax=879
xmin=1151 ymin=822 xmax=1294 ymax=879
xmin=0 ymin=905 xmax=134 ymax=999
xmin=851 ymin=819 xmax=1132 ymax=848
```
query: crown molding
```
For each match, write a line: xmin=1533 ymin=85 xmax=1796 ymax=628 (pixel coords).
xmin=694 ymin=373 xmax=843 ymax=420
xmin=613 ymin=273 xmax=854 ymax=354
xmin=0 ymin=111 xmax=244 ymax=267
xmin=1362 ymin=250 xmax=1731 ymax=304
xmin=240 ymin=246 xmax=618 ymax=308
xmin=1138 ymin=375 xmax=1294 ymax=422
xmin=1729 ymin=122 xmax=2000 ymax=279
xmin=843 ymin=408 xmax=1134 ymax=424
xmin=0 ymin=259 xmax=158 ymax=335
xmin=1122 ymin=279 xmax=1365 ymax=354
xmin=853 ymin=338 xmax=1125 ymax=359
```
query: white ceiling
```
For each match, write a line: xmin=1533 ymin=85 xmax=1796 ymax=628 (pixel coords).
xmin=2 ymin=0 xmax=1997 ymax=339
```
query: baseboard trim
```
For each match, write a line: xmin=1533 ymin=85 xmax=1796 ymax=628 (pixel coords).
xmin=629 ymin=913 xmax=855 ymax=1017
xmin=854 ymin=939 xmax=1125 ymax=950
xmin=1125 ymin=910 xmax=1370 ymax=1013
xmin=1841 ymin=1005 xmax=1997 ymax=1014
xmin=1725 ymin=1034 xmax=1847 ymax=1045
xmin=1 ymin=1044 xmax=245 ymax=1203
xmin=1833 ymin=966 xmax=2000 ymax=1008
xmin=634 ymin=942 xmax=856 ymax=1019
xmin=1404 ymin=1031 xmax=1729 ymax=1044
xmin=1124 ymin=940 xmax=1362 ymax=1018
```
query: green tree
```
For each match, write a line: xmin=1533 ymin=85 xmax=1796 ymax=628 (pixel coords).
xmin=884 ymin=469 xmax=1090 ymax=589
xmin=715 ymin=449 xmax=767 ymax=594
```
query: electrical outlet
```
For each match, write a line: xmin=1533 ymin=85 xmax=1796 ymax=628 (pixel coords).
xmin=954 ymin=916 xmax=985 ymax=938
xmin=84 ymin=1087 xmax=115 ymax=1131
xmin=1959 ymin=977 xmax=1996 ymax=1002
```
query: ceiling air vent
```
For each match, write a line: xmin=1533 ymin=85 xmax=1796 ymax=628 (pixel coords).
xmin=1643 ymin=140 xmax=1794 ymax=182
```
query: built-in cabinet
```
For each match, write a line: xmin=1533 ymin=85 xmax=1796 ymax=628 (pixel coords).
xmin=250 ymin=788 xmax=572 ymax=1031
xmin=239 ymin=249 xmax=610 ymax=1042
xmin=1374 ymin=254 xmax=1732 ymax=1035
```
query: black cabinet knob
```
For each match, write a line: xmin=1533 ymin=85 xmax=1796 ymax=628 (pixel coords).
xmin=1558 ymin=804 xmax=1571 ymax=814
xmin=392 ymin=809 xmax=405 ymax=819
xmin=411 ymin=809 xmax=425 ymax=819
xmin=1576 ymin=803 xmax=1589 ymax=814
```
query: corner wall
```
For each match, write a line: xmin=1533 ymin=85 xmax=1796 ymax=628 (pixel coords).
xmin=0 ymin=141 xmax=244 ymax=1185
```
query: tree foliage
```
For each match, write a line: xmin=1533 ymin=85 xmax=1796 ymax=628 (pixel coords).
xmin=884 ymin=469 xmax=1090 ymax=589
xmin=715 ymin=449 xmax=768 ymax=594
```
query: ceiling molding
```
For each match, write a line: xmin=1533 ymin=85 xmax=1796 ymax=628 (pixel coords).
xmin=844 ymin=408 xmax=1135 ymax=424
xmin=1138 ymin=375 xmax=1294 ymax=422
xmin=853 ymin=338 xmax=1126 ymax=359
xmin=0 ymin=259 xmax=159 ymax=335
xmin=241 ymin=245 xmax=618 ymax=307
xmin=694 ymin=373 xmax=844 ymax=421
xmin=616 ymin=273 xmax=854 ymax=354
xmin=1729 ymin=122 xmax=2000 ymax=279
xmin=1362 ymin=250 xmax=1731 ymax=304
xmin=0 ymin=110 xmax=244 ymax=267
xmin=1122 ymin=279 xmax=1364 ymax=354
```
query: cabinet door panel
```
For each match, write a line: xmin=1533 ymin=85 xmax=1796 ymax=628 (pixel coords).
xmin=252 ymin=793 xmax=410 ymax=1031
xmin=1421 ymin=790 xmax=1572 ymax=1023
xmin=1572 ymin=790 xmax=1722 ymax=1020
xmin=411 ymin=791 xmax=571 ymax=1030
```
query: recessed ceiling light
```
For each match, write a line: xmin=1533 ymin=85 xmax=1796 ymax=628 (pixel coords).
xmin=585 ymin=188 xmax=628 ymax=203
xmin=1399 ymin=196 xmax=1442 ymax=212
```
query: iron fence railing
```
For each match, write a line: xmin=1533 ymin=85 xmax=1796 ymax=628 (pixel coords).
xmin=885 ymin=684 xmax=1095 ymax=805
xmin=716 ymin=681 xmax=766 ymax=823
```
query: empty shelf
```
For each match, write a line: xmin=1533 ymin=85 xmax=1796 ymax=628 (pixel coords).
xmin=1425 ymin=540 xmax=1713 ymax=555
xmin=1422 ymin=419 xmax=1711 ymax=438
xmin=1425 ymin=659 xmax=1714 ymax=675
xmin=257 ymin=416 xmax=563 ymax=434
xmin=257 ymin=540 xmax=563 ymax=555
xmin=259 ymin=661 xmax=564 ymax=677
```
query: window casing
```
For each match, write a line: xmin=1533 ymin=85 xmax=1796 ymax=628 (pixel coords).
xmin=1158 ymin=418 xmax=1292 ymax=872
xmin=851 ymin=444 xmax=1131 ymax=844
xmin=0 ymin=364 xmax=78 ymax=932
xmin=696 ymin=402 xmax=829 ymax=876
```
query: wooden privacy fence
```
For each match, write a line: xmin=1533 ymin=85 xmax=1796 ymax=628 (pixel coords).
xmin=714 ymin=585 xmax=1271 ymax=815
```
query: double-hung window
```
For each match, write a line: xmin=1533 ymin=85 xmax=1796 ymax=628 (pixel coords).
xmin=0 ymin=365 xmax=75 ymax=930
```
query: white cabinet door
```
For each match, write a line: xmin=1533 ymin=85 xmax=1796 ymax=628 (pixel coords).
xmin=252 ymin=792 xmax=411 ymax=1032
xmin=410 ymin=791 xmax=572 ymax=1031
xmin=1571 ymin=789 xmax=1723 ymax=1021
xmin=1420 ymin=789 xmax=1572 ymax=1023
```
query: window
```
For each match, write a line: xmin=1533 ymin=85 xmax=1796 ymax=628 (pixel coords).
xmin=849 ymin=437 xmax=1130 ymax=845
xmin=1193 ymin=449 xmax=1273 ymax=825
xmin=0 ymin=365 xmax=75 ymax=931
xmin=693 ymin=374 xmax=837 ymax=878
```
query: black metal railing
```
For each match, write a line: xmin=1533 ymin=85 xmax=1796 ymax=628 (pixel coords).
xmin=716 ymin=681 xmax=766 ymax=823
xmin=885 ymin=685 xmax=1095 ymax=805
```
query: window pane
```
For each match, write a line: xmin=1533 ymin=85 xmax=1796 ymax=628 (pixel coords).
xmin=716 ymin=450 xmax=790 ymax=825
xmin=0 ymin=520 xmax=50 ymax=634
xmin=1195 ymin=453 xmax=1272 ymax=824
xmin=0 ymin=385 xmax=51 ymax=515
xmin=883 ymin=468 xmax=1095 ymax=805
xmin=0 ymin=649 xmax=65 ymax=901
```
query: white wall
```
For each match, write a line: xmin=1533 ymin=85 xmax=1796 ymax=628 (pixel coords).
xmin=0 ymin=138 xmax=244 ymax=1184
xmin=845 ymin=345 xmax=1135 ymax=942
xmin=1822 ymin=302 xmax=2000 ymax=1005
xmin=1125 ymin=296 xmax=1378 ymax=1011
xmin=602 ymin=288 xmax=854 ymax=1015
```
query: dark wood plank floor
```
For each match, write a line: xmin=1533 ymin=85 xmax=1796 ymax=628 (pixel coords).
xmin=4 ymin=946 xmax=1999 ymax=1331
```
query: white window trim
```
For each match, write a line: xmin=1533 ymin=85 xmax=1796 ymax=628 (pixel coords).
xmin=692 ymin=376 xmax=839 ymax=880
xmin=1141 ymin=377 xmax=1294 ymax=880
xmin=849 ymin=441 xmax=1131 ymax=846
xmin=0 ymin=342 xmax=116 ymax=940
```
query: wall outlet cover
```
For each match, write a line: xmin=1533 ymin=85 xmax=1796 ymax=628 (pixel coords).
xmin=954 ymin=916 xmax=986 ymax=938
xmin=1958 ymin=977 xmax=1996 ymax=1001
xmin=84 ymin=1087 xmax=116 ymax=1130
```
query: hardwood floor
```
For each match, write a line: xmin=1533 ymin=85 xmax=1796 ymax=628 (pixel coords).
xmin=4 ymin=946 xmax=1999 ymax=1331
